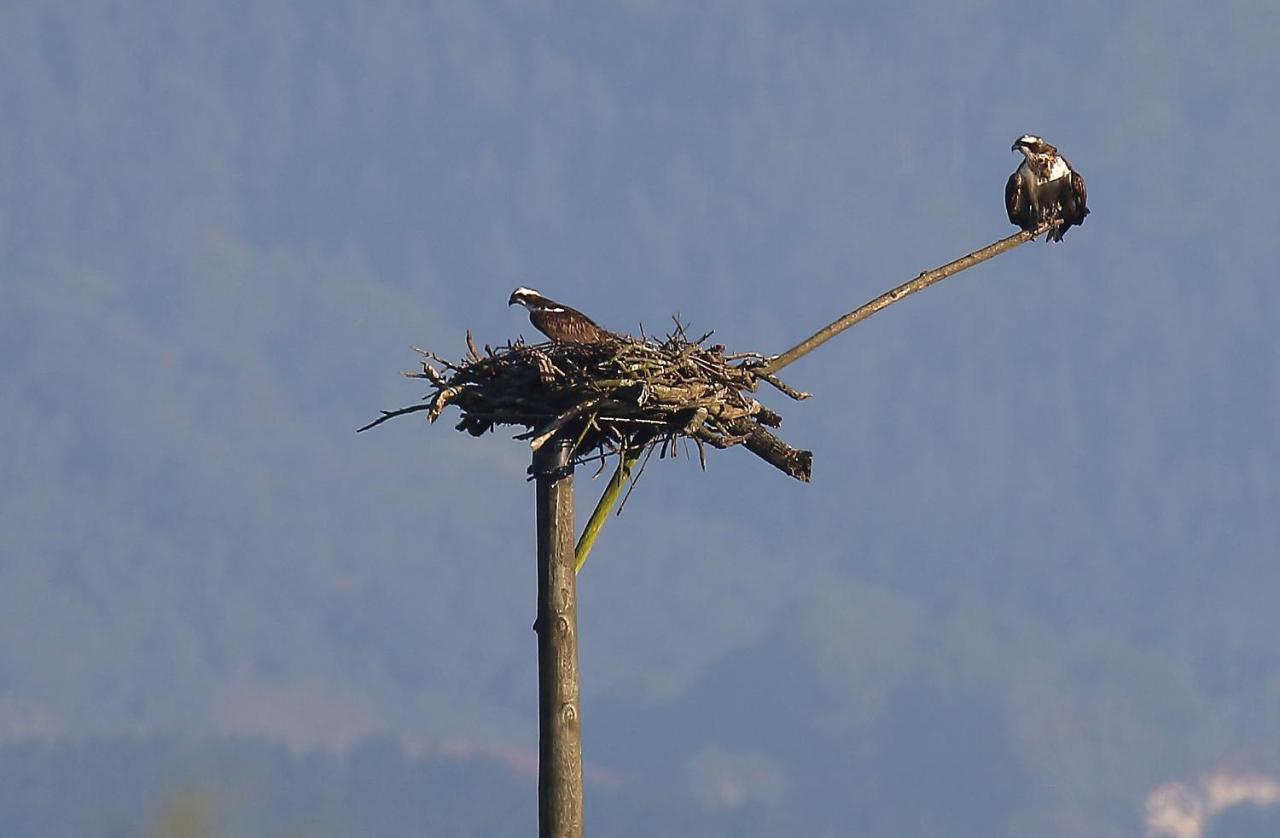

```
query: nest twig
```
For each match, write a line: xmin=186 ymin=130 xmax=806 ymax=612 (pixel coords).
xmin=360 ymin=324 xmax=812 ymax=481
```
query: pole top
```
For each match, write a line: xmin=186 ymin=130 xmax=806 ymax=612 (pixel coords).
xmin=531 ymin=437 xmax=574 ymax=479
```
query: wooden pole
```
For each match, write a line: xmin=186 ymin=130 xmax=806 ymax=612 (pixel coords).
xmin=533 ymin=438 xmax=584 ymax=838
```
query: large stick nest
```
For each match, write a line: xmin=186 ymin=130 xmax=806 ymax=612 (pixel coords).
xmin=361 ymin=324 xmax=812 ymax=481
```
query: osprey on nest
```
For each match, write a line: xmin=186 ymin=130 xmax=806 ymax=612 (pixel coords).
xmin=508 ymin=287 xmax=615 ymax=345
xmin=1005 ymin=134 xmax=1089 ymax=242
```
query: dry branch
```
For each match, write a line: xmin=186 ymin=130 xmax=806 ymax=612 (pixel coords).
xmin=757 ymin=222 xmax=1053 ymax=376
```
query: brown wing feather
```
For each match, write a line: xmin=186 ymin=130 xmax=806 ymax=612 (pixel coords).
xmin=1069 ymin=171 xmax=1088 ymax=219
xmin=531 ymin=307 xmax=612 ymax=344
xmin=1006 ymin=171 xmax=1033 ymax=231
xmin=1044 ymin=166 xmax=1088 ymax=241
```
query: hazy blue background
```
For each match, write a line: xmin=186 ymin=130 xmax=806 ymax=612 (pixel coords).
xmin=3 ymin=2 xmax=1279 ymax=836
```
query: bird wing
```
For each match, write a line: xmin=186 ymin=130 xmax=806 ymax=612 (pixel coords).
xmin=1069 ymin=170 xmax=1088 ymax=218
xmin=1005 ymin=170 xmax=1031 ymax=228
xmin=532 ymin=306 xmax=612 ymax=344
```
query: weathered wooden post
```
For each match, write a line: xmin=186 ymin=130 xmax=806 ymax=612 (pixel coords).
xmin=533 ymin=437 xmax=584 ymax=838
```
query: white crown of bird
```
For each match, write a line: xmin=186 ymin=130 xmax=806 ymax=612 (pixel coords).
xmin=508 ymin=287 xmax=543 ymax=306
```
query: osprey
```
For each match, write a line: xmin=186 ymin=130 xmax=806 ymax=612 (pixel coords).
xmin=508 ymin=287 xmax=614 ymax=345
xmin=1006 ymin=134 xmax=1089 ymax=242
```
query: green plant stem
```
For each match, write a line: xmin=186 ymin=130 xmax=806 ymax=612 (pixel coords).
xmin=574 ymin=449 xmax=641 ymax=573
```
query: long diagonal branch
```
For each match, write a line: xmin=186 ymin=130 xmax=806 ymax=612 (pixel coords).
xmin=568 ymin=223 xmax=1052 ymax=571
xmin=756 ymin=223 xmax=1051 ymax=377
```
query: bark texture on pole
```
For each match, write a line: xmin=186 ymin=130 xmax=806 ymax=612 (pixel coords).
xmin=533 ymin=439 xmax=584 ymax=838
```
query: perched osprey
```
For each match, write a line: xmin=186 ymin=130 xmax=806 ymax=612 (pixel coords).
xmin=508 ymin=287 xmax=614 ymax=345
xmin=1006 ymin=134 xmax=1089 ymax=242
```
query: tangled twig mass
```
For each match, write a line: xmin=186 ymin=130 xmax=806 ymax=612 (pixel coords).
xmin=360 ymin=323 xmax=813 ymax=482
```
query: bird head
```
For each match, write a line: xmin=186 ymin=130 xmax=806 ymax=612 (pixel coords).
xmin=1012 ymin=134 xmax=1046 ymax=157
xmin=508 ymin=287 xmax=542 ymax=309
